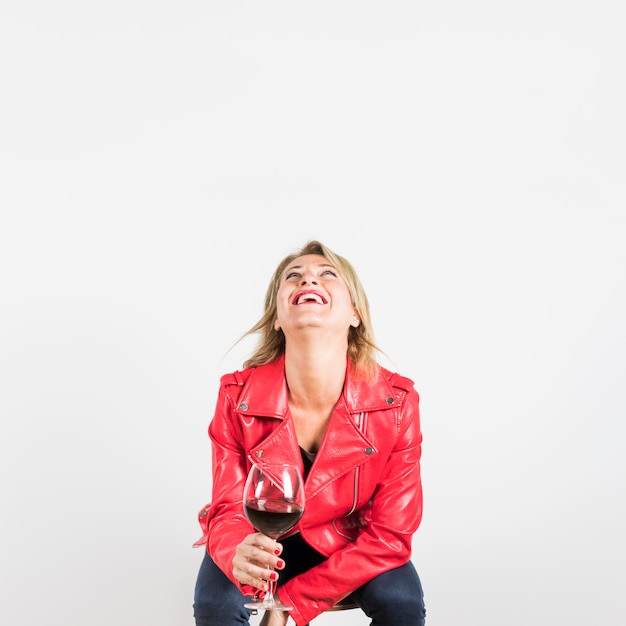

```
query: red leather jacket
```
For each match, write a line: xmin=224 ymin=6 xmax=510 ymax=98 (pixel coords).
xmin=194 ymin=355 xmax=423 ymax=626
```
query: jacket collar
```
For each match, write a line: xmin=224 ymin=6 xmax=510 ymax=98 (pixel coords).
xmin=234 ymin=354 xmax=398 ymax=418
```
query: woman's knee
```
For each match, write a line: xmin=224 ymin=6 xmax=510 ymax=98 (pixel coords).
xmin=194 ymin=596 xmax=250 ymax=626
xmin=354 ymin=561 xmax=426 ymax=624
xmin=193 ymin=552 xmax=252 ymax=625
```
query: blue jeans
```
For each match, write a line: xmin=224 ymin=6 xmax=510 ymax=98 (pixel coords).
xmin=193 ymin=549 xmax=426 ymax=625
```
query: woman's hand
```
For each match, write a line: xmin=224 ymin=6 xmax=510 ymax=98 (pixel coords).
xmin=232 ymin=532 xmax=284 ymax=593
xmin=259 ymin=605 xmax=289 ymax=626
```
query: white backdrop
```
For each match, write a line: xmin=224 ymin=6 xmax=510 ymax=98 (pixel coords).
xmin=1 ymin=2 xmax=624 ymax=625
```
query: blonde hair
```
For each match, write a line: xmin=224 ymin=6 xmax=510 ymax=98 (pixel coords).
xmin=241 ymin=240 xmax=380 ymax=378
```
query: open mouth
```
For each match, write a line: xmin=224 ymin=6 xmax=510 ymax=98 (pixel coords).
xmin=292 ymin=290 xmax=328 ymax=305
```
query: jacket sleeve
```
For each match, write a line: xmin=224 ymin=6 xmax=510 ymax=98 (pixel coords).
xmin=201 ymin=377 xmax=258 ymax=598
xmin=279 ymin=387 xmax=423 ymax=626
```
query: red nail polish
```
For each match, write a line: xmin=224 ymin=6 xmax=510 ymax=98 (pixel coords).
xmin=270 ymin=572 xmax=278 ymax=581
xmin=276 ymin=559 xmax=284 ymax=568
xmin=274 ymin=549 xmax=281 ymax=555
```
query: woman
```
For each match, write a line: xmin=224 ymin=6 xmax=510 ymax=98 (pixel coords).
xmin=193 ymin=241 xmax=426 ymax=626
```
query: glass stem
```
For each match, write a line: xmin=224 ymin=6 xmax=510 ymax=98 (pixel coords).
xmin=265 ymin=569 xmax=276 ymax=606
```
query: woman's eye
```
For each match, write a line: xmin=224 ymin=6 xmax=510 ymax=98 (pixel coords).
xmin=321 ymin=270 xmax=337 ymax=277
xmin=285 ymin=272 xmax=300 ymax=279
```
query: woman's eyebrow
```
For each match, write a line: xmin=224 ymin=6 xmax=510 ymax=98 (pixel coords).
xmin=285 ymin=263 xmax=334 ymax=273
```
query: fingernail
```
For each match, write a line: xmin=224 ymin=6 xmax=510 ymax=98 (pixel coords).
xmin=274 ymin=548 xmax=281 ymax=555
xmin=270 ymin=572 xmax=278 ymax=581
xmin=276 ymin=559 xmax=284 ymax=569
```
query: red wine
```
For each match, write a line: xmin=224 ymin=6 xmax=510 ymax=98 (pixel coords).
xmin=244 ymin=498 xmax=304 ymax=538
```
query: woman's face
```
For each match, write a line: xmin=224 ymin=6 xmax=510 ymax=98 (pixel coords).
xmin=275 ymin=254 xmax=357 ymax=337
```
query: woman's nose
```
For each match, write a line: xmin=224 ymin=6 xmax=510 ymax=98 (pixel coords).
xmin=300 ymin=272 xmax=317 ymax=285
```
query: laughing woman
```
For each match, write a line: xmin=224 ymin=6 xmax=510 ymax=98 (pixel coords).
xmin=193 ymin=240 xmax=426 ymax=626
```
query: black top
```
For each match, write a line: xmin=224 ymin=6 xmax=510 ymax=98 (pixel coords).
xmin=300 ymin=446 xmax=316 ymax=480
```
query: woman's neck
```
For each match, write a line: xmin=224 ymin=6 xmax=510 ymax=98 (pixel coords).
xmin=284 ymin=343 xmax=347 ymax=411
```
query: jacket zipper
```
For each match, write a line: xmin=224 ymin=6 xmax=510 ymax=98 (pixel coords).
xmin=332 ymin=411 xmax=365 ymax=539
xmin=346 ymin=411 xmax=365 ymax=515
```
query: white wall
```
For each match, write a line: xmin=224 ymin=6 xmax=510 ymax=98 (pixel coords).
xmin=1 ymin=2 xmax=624 ymax=625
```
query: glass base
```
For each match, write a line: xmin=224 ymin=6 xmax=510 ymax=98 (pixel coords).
xmin=245 ymin=599 xmax=293 ymax=611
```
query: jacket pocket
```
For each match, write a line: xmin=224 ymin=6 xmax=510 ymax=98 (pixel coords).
xmin=331 ymin=500 xmax=372 ymax=541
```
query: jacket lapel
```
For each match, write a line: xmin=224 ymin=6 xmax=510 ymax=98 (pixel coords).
xmin=235 ymin=357 xmax=399 ymax=500
xmin=303 ymin=398 xmax=377 ymax=500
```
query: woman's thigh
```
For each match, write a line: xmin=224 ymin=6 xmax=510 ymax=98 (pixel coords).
xmin=193 ymin=551 xmax=253 ymax=626
xmin=351 ymin=561 xmax=426 ymax=626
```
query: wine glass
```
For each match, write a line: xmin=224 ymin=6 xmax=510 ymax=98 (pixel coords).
xmin=243 ymin=462 xmax=305 ymax=611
